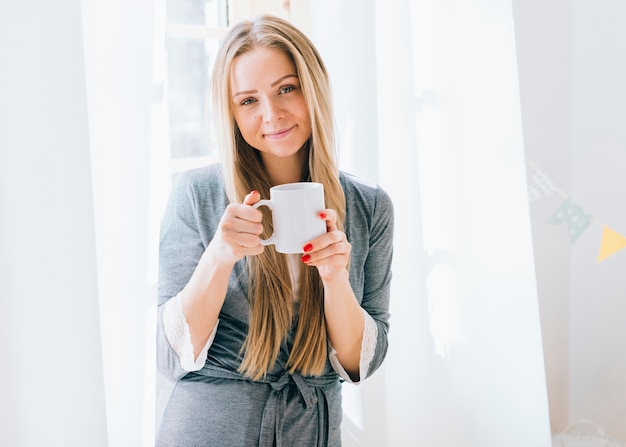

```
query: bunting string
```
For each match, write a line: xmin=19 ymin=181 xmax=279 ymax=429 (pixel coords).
xmin=526 ymin=158 xmax=626 ymax=263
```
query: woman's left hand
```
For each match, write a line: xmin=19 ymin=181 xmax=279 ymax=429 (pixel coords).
xmin=301 ymin=209 xmax=351 ymax=282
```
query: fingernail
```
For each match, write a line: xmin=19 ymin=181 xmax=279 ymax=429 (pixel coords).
xmin=301 ymin=254 xmax=311 ymax=263
xmin=318 ymin=212 xmax=327 ymax=219
xmin=251 ymin=190 xmax=258 ymax=195
xmin=303 ymin=243 xmax=313 ymax=253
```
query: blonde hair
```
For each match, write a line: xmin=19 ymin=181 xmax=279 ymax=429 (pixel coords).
xmin=210 ymin=15 xmax=346 ymax=380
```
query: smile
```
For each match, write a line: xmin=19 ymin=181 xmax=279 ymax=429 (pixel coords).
xmin=264 ymin=125 xmax=295 ymax=140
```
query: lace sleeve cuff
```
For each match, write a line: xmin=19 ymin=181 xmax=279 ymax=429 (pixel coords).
xmin=162 ymin=292 xmax=218 ymax=372
xmin=329 ymin=308 xmax=378 ymax=384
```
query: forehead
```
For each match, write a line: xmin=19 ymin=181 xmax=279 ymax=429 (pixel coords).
xmin=230 ymin=46 xmax=296 ymax=90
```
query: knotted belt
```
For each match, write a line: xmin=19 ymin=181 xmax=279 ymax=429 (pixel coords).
xmin=195 ymin=364 xmax=339 ymax=447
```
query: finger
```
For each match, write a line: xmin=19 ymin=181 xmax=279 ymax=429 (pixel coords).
xmin=246 ymin=244 xmax=265 ymax=257
xmin=303 ymin=228 xmax=344 ymax=254
xmin=231 ymin=232 xmax=264 ymax=248
xmin=221 ymin=217 xmax=263 ymax=237
xmin=301 ymin=239 xmax=351 ymax=266
xmin=230 ymin=241 xmax=264 ymax=260
xmin=318 ymin=208 xmax=338 ymax=232
xmin=243 ymin=190 xmax=261 ymax=206
xmin=226 ymin=202 xmax=263 ymax=223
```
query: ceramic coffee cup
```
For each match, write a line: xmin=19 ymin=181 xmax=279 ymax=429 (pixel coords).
xmin=253 ymin=182 xmax=326 ymax=254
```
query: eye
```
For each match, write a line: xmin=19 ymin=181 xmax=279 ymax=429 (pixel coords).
xmin=279 ymin=85 xmax=296 ymax=94
xmin=240 ymin=97 xmax=256 ymax=106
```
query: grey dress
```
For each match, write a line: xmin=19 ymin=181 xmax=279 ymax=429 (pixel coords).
xmin=156 ymin=164 xmax=394 ymax=447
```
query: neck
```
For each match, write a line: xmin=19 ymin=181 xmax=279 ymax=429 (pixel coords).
xmin=261 ymin=149 xmax=308 ymax=185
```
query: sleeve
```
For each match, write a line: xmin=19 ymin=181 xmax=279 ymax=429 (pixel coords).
xmin=329 ymin=308 xmax=378 ymax=383
xmin=162 ymin=291 xmax=218 ymax=371
xmin=358 ymin=185 xmax=394 ymax=380
xmin=156 ymin=173 xmax=210 ymax=382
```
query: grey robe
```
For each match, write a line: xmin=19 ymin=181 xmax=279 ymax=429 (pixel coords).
xmin=156 ymin=164 xmax=393 ymax=447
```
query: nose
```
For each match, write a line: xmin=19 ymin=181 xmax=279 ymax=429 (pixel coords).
xmin=261 ymin=98 xmax=284 ymax=123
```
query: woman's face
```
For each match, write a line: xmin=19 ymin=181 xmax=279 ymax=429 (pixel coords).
xmin=230 ymin=46 xmax=312 ymax=165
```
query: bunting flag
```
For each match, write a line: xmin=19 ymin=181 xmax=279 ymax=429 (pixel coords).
xmin=596 ymin=225 xmax=626 ymax=262
xmin=528 ymin=166 xmax=558 ymax=201
xmin=547 ymin=199 xmax=593 ymax=244
xmin=527 ymin=157 xmax=625 ymax=262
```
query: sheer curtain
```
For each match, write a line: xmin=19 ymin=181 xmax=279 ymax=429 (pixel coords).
xmin=311 ymin=0 xmax=552 ymax=445
xmin=81 ymin=0 xmax=164 ymax=446
xmin=0 ymin=1 xmax=109 ymax=446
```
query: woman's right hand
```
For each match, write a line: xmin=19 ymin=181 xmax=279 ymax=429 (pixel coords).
xmin=181 ymin=191 xmax=264 ymax=358
xmin=206 ymin=190 xmax=265 ymax=265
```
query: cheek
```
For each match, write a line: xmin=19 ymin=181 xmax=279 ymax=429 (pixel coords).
xmin=234 ymin=114 xmax=257 ymax=138
xmin=295 ymin=102 xmax=311 ymax=127
xmin=301 ymin=109 xmax=312 ymax=132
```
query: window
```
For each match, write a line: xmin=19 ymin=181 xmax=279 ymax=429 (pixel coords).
xmin=164 ymin=0 xmax=293 ymax=178
xmin=165 ymin=0 xmax=229 ymax=175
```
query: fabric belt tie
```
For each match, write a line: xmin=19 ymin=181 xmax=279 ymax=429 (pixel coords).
xmin=195 ymin=365 xmax=337 ymax=447
xmin=259 ymin=371 xmax=319 ymax=447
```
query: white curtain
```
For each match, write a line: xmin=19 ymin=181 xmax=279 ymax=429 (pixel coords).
xmin=311 ymin=0 xmax=552 ymax=445
xmin=1 ymin=0 xmax=162 ymax=445
xmin=0 ymin=1 xmax=109 ymax=446
xmin=81 ymin=0 xmax=164 ymax=446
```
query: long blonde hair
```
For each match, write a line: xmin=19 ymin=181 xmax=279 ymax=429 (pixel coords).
xmin=210 ymin=15 xmax=346 ymax=380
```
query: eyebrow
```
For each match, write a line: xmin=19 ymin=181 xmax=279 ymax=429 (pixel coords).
xmin=232 ymin=74 xmax=298 ymax=99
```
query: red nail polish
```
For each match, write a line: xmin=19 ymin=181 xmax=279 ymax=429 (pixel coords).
xmin=301 ymin=254 xmax=311 ymax=263
xmin=319 ymin=212 xmax=327 ymax=219
xmin=303 ymin=243 xmax=313 ymax=253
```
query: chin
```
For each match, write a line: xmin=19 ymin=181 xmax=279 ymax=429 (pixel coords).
xmin=265 ymin=142 xmax=307 ymax=158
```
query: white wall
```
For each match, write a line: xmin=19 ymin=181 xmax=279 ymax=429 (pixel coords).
xmin=512 ymin=0 xmax=573 ymax=433
xmin=0 ymin=1 xmax=108 ymax=445
xmin=569 ymin=0 xmax=626 ymax=438
xmin=514 ymin=0 xmax=626 ymax=439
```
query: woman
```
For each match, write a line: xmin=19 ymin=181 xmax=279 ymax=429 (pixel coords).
xmin=157 ymin=14 xmax=394 ymax=447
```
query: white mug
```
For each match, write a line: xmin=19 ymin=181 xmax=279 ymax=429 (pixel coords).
xmin=253 ymin=182 xmax=326 ymax=254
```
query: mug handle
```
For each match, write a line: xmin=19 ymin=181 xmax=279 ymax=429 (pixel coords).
xmin=252 ymin=199 xmax=275 ymax=246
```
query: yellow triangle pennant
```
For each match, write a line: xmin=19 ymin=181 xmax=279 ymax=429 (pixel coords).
xmin=597 ymin=225 xmax=626 ymax=262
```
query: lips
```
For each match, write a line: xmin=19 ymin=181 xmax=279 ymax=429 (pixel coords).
xmin=264 ymin=125 xmax=295 ymax=139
